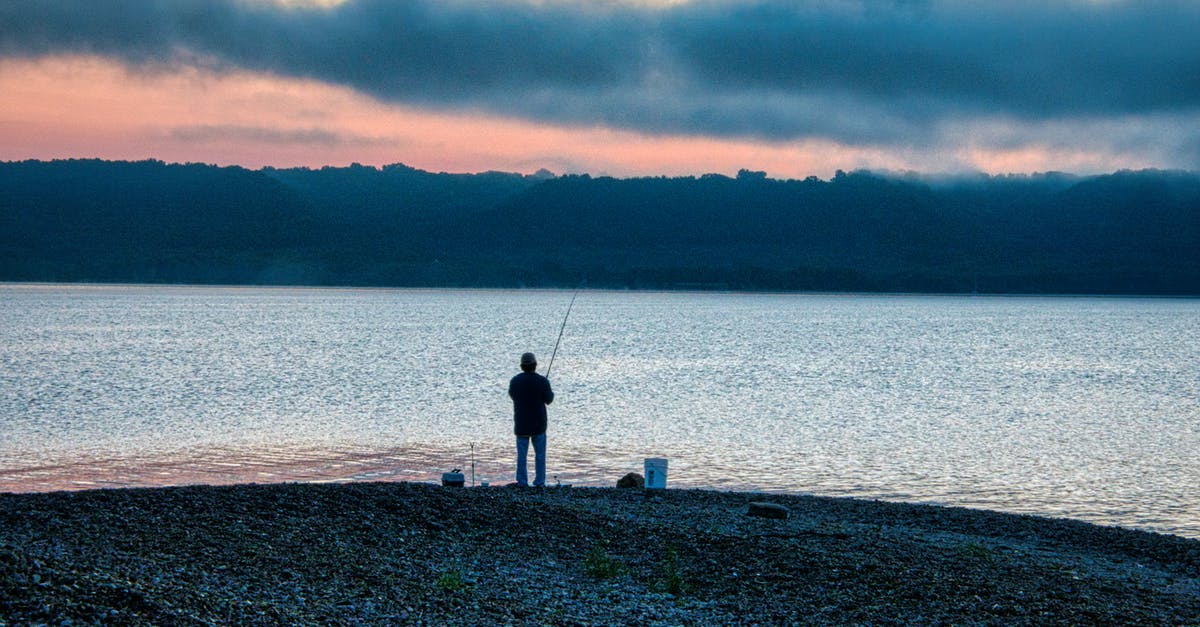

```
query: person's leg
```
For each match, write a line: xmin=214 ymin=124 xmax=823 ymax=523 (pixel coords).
xmin=515 ymin=436 xmax=530 ymax=486
xmin=532 ymin=433 xmax=547 ymax=487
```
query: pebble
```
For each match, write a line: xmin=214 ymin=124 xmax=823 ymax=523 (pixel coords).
xmin=747 ymin=502 xmax=791 ymax=519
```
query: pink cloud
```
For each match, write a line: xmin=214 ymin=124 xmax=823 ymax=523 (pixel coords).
xmin=0 ymin=56 xmax=1149 ymax=178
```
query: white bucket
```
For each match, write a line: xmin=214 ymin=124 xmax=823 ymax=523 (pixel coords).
xmin=644 ymin=458 xmax=668 ymax=489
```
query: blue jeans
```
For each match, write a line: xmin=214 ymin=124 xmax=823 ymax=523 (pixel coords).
xmin=515 ymin=433 xmax=547 ymax=487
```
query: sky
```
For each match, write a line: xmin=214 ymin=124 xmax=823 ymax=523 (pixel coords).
xmin=2 ymin=0 xmax=1198 ymax=179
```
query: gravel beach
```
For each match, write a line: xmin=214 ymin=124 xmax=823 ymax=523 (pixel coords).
xmin=2 ymin=482 xmax=1198 ymax=625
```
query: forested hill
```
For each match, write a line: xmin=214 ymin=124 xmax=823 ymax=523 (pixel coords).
xmin=2 ymin=159 xmax=1198 ymax=295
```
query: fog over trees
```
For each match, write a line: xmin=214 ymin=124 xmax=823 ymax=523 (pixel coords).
xmin=2 ymin=159 xmax=1197 ymax=295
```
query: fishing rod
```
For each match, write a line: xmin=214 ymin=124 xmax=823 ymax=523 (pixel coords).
xmin=545 ymin=289 xmax=578 ymax=379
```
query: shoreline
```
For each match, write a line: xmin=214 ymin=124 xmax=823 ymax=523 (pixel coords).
xmin=6 ymin=279 xmax=1200 ymax=300
xmin=3 ymin=482 xmax=1198 ymax=625
xmin=5 ymin=478 xmax=1197 ymax=543
xmin=4 ymin=458 xmax=1198 ymax=541
xmin=7 ymin=478 xmax=1187 ymax=542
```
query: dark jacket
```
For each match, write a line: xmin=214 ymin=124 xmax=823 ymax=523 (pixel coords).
xmin=509 ymin=371 xmax=554 ymax=436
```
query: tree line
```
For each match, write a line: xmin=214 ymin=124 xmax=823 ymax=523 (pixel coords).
xmin=1 ymin=159 xmax=1197 ymax=294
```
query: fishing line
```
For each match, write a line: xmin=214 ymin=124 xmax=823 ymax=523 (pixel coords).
xmin=545 ymin=289 xmax=578 ymax=379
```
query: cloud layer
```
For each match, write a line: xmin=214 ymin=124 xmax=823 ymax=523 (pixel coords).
xmin=3 ymin=0 xmax=1199 ymax=169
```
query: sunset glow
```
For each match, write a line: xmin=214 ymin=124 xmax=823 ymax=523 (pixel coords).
xmin=3 ymin=0 xmax=1198 ymax=177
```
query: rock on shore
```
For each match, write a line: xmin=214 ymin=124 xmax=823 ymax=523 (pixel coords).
xmin=2 ymin=482 xmax=1198 ymax=625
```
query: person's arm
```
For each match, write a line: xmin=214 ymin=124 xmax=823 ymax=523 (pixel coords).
xmin=543 ymin=378 xmax=555 ymax=405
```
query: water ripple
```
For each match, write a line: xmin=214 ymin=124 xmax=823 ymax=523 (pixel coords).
xmin=2 ymin=284 xmax=1198 ymax=539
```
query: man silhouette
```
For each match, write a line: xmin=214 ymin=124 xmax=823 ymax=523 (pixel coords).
xmin=508 ymin=352 xmax=554 ymax=487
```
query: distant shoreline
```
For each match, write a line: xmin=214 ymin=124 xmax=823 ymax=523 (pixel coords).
xmin=5 ymin=280 xmax=1200 ymax=300
xmin=3 ymin=483 xmax=1198 ymax=624
xmin=4 ymin=160 xmax=1198 ymax=296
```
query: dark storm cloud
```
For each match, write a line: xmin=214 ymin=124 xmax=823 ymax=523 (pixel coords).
xmin=3 ymin=0 xmax=1199 ymax=147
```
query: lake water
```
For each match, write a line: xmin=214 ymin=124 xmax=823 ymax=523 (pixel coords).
xmin=2 ymin=284 xmax=1198 ymax=538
